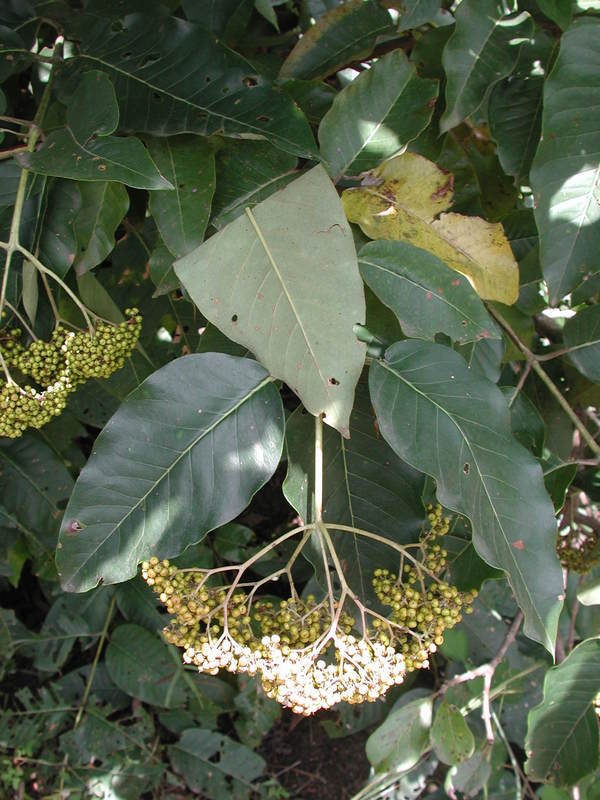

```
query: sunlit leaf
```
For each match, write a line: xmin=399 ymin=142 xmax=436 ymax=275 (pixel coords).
xmin=431 ymin=701 xmax=475 ymax=765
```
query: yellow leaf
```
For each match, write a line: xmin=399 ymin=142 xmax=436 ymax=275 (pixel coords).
xmin=342 ymin=153 xmax=519 ymax=305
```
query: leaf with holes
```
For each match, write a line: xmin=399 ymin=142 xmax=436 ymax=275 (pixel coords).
xmin=63 ymin=14 xmax=317 ymax=159
xmin=526 ymin=637 xmax=600 ymax=785
xmin=175 ymin=165 xmax=366 ymax=436
xmin=318 ymin=49 xmax=438 ymax=179
xmin=530 ymin=19 xmax=600 ymax=304
xmin=431 ymin=701 xmax=475 ymax=765
xmin=342 ymin=153 xmax=520 ymax=304
xmin=369 ymin=340 xmax=563 ymax=653
xmin=20 ymin=71 xmax=171 ymax=189
xmin=358 ymin=240 xmax=501 ymax=344
xmin=147 ymin=136 xmax=216 ymax=258
xmin=56 ymin=354 xmax=284 ymax=592
xmin=440 ymin=1 xmax=533 ymax=133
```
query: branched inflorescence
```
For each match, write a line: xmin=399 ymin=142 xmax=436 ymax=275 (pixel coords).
xmin=556 ymin=522 xmax=600 ymax=574
xmin=142 ymin=505 xmax=476 ymax=715
xmin=0 ymin=310 xmax=141 ymax=437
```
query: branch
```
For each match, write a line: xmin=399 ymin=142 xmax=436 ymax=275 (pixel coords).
xmin=440 ymin=610 xmax=524 ymax=743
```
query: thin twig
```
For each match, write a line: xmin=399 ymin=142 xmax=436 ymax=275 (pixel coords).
xmin=73 ymin=594 xmax=116 ymax=729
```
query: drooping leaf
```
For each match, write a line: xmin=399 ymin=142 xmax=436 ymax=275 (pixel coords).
xmin=318 ymin=49 xmax=438 ymax=179
xmin=147 ymin=136 xmax=216 ymax=258
xmin=431 ymin=701 xmax=475 ymax=765
xmin=37 ymin=179 xmax=81 ymax=278
xmin=105 ymin=624 xmax=187 ymax=708
xmin=181 ymin=0 xmax=254 ymax=40
xmin=21 ymin=259 xmax=38 ymax=326
xmin=488 ymin=30 xmax=557 ymax=184
xmin=66 ymin=14 xmax=317 ymax=159
xmin=358 ymin=240 xmax=501 ymax=344
xmin=168 ymin=728 xmax=265 ymax=799
xmin=210 ymin=140 xmax=297 ymax=230
xmin=366 ymin=694 xmax=433 ymax=771
xmin=440 ymin=1 xmax=533 ymax=133
xmin=175 ymin=165 xmax=366 ymax=436
xmin=530 ymin=19 xmax=600 ymax=304
xmin=149 ymin=243 xmax=179 ymax=297
xmin=56 ymin=354 xmax=284 ymax=592
xmin=369 ymin=341 xmax=563 ymax=653
xmin=20 ymin=71 xmax=172 ymax=190
xmin=563 ymin=304 xmax=600 ymax=383
xmin=342 ymin=153 xmax=520 ymax=304
xmin=500 ymin=387 xmax=545 ymax=457
xmin=525 ymin=637 xmax=600 ymax=785
xmin=543 ymin=457 xmax=577 ymax=512
xmin=283 ymin=377 xmax=425 ymax=600
xmin=73 ymin=181 xmax=130 ymax=274
xmin=279 ymin=0 xmax=394 ymax=80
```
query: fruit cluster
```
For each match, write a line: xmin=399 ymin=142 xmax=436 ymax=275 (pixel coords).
xmin=0 ymin=309 xmax=141 ymax=438
xmin=142 ymin=505 xmax=474 ymax=715
xmin=557 ymin=524 xmax=600 ymax=574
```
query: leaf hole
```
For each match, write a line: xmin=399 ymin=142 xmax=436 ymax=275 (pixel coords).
xmin=328 ymin=377 xmax=339 ymax=386
xmin=122 ymin=51 xmax=133 ymax=59
xmin=256 ymin=115 xmax=270 ymax=123
xmin=243 ymin=76 xmax=258 ymax=87
xmin=461 ymin=320 xmax=467 ymax=326
xmin=152 ymin=92 xmax=163 ymax=102
xmin=231 ymin=314 xmax=238 ymax=323
xmin=139 ymin=53 xmax=160 ymax=68
xmin=463 ymin=463 xmax=470 ymax=475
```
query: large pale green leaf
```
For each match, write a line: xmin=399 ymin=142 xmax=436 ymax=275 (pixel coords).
xmin=526 ymin=637 xmax=600 ymax=785
xmin=358 ymin=240 xmax=501 ymax=344
xmin=105 ymin=624 xmax=187 ymax=708
xmin=342 ymin=153 xmax=520 ymax=304
xmin=211 ymin=140 xmax=297 ymax=230
xmin=530 ymin=19 xmax=600 ymax=303
xmin=147 ymin=136 xmax=216 ymax=258
xmin=369 ymin=341 xmax=563 ymax=653
xmin=66 ymin=14 xmax=317 ymax=159
xmin=563 ymin=297 xmax=600 ymax=383
xmin=431 ymin=701 xmax=475 ymax=765
xmin=73 ymin=182 xmax=130 ymax=274
xmin=318 ymin=49 xmax=438 ymax=179
xmin=366 ymin=694 xmax=433 ymax=771
xmin=175 ymin=165 xmax=366 ymax=436
xmin=20 ymin=71 xmax=172 ymax=190
xmin=283 ymin=378 xmax=425 ymax=599
xmin=0 ymin=435 xmax=74 ymax=548
xmin=488 ymin=30 xmax=557 ymax=184
xmin=169 ymin=728 xmax=265 ymax=799
xmin=440 ymin=1 xmax=533 ymax=133
xmin=279 ymin=0 xmax=394 ymax=80
xmin=56 ymin=354 xmax=284 ymax=592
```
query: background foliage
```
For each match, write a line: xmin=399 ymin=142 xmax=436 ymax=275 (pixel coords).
xmin=1 ymin=0 xmax=600 ymax=798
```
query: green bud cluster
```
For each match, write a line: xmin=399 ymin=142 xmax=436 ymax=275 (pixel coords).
xmin=557 ymin=525 xmax=600 ymax=574
xmin=0 ymin=309 xmax=141 ymax=438
xmin=371 ymin=504 xmax=476 ymax=671
xmin=254 ymin=597 xmax=354 ymax=651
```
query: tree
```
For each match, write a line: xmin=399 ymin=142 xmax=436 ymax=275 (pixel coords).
xmin=1 ymin=0 xmax=599 ymax=798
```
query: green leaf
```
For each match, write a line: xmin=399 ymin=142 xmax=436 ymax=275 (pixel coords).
xmin=105 ymin=624 xmax=187 ymax=708
xmin=283 ymin=377 xmax=425 ymax=599
xmin=440 ymin=1 xmax=533 ymax=133
xmin=543 ymin=457 xmax=577 ymax=512
xmin=578 ymin=575 xmax=600 ymax=606
xmin=358 ymin=240 xmax=501 ymax=344
xmin=279 ymin=0 xmax=394 ymax=80
xmin=181 ymin=0 xmax=254 ymax=40
xmin=447 ymin=746 xmax=493 ymax=797
xmin=234 ymin=675 xmax=281 ymax=748
xmin=563 ymin=304 xmax=600 ymax=383
xmin=175 ymin=165 xmax=366 ymax=436
xmin=69 ymin=15 xmax=317 ymax=159
xmin=20 ymin=71 xmax=172 ymax=189
xmin=149 ymin=243 xmax=179 ymax=297
xmin=366 ymin=694 xmax=433 ymax=771
xmin=536 ymin=0 xmax=573 ymax=30
xmin=21 ymin=259 xmax=38 ymax=326
xmin=211 ymin=140 xmax=297 ymax=230
xmin=33 ymin=595 xmax=92 ymax=672
xmin=147 ymin=136 xmax=216 ymax=258
xmin=488 ymin=30 xmax=557 ymax=183
xmin=0 ymin=435 xmax=74 ymax=548
xmin=37 ymin=179 xmax=81 ymax=278
xmin=501 ymin=388 xmax=545 ymax=457
xmin=318 ymin=49 xmax=438 ymax=179
xmin=369 ymin=341 xmax=564 ymax=653
xmin=431 ymin=701 xmax=475 ymax=765
xmin=397 ymin=0 xmax=443 ymax=31
xmin=526 ymin=636 xmax=600 ymax=785
xmin=168 ymin=728 xmax=265 ymax=799
xmin=213 ymin=523 xmax=253 ymax=562
xmin=73 ymin=181 xmax=130 ymax=274
xmin=279 ymin=78 xmax=336 ymax=125
xmin=56 ymin=354 xmax=284 ymax=592
xmin=530 ymin=19 xmax=600 ymax=303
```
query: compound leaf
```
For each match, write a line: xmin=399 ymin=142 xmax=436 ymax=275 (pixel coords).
xmin=56 ymin=354 xmax=284 ymax=592
xmin=369 ymin=340 xmax=563 ymax=653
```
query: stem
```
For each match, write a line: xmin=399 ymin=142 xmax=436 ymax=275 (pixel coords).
xmin=315 ymin=414 xmax=324 ymax=523
xmin=4 ymin=299 xmax=38 ymax=339
xmin=73 ymin=594 xmax=116 ymax=729
xmin=489 ymin=306 xmax=600 ymax=456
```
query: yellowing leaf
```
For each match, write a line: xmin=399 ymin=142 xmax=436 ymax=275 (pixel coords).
xmin=342 ymin=153 xmax=519 ymax=304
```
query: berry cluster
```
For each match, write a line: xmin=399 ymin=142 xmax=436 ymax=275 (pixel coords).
xmin=557 ymin=524 xmax=600 ymax=574
xmin=0 ymin=309 xmax=141 ymax=438
xmin=142 ymin=505 xmax=475 ymax=716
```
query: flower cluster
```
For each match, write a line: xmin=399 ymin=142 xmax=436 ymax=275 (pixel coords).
xmin=557 ymin=523 xmax=600 ymax=573
xmin=0 ymin=309 xmax=141 ymax=438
